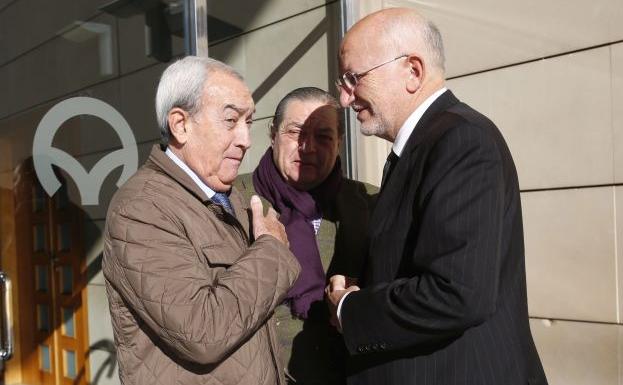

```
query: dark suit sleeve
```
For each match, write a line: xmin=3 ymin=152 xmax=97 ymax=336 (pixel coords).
xmin=341 ymin=123 xmax=506 ymax=354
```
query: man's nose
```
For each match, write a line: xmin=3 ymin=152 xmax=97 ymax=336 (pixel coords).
xmin=236 ymin=124 xmax=251 ymax=150
xmin=339 ymin=87 xmax=355 ymax=108
xmin=299 ymin=135 xmax=316 ymax=152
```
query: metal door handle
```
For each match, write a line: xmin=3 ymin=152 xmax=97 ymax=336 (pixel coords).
xmin=0 ymin=271 xmax=13 ymax=360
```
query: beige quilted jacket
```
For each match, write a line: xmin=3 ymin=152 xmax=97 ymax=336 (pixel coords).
xmin=103 ymin=145 xmax=300 ymax=385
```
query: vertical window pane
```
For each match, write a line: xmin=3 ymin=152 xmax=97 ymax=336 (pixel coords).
xmin=36 ymin=265 xmax=48 ymax=292
xmin=62 ymin=307 xmax=75 ymax=337
xmin=57 ymin=223 xmax=71 ymax=251
xmin=61 ymin=265 xmax=73 ymax=294
xmin=37 ymin=304 xmax=50 ymax=331
xmin=33 ymin=224 xmax=45 ymax=252
xmin=33 ymin=184 xmax=46 ymax=212
xmin=64 ymin=350 xmax=77 ymax=379
xmin=40 ymin=345 xmax=51 ymax=372
xmin=55 ymin=183 xmax=69 ymax=210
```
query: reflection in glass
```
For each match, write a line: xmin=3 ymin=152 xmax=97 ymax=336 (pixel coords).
xmin=60 ymin=21 xmax=114 ymax=76
xmin=37 ymin=305 xmax=50 ymax=331
xmin=33 ymin=224 xmax=46 ymax=252
xmin=55 ymin=183 xmax=69 ymax=210
xmin=58 ymin=223 xmax=71 ymax=251
xmin=64 ymin=349 xmax=77 ymax=379
xmin=33 ymin=184 xmax=47 ymax=212
xmin=36 ymin=265 xmax=49 ymax=292
xmin=40 ymin=345 xmax=51 ymax=372
xmin=63 ymin=307 xmax=75 ymax=337
xmin=100 ymin=0 xmax=185 ymax=62
xmin=61 ymin=265 xmax=73 ymax=294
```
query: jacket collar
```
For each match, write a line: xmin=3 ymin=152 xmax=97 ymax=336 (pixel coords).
xmin=393 ymin=87 xmax=448 ymax=156
xmin=148 ymin=144 xmax=211 ymax=203
xmin=403 ymin=89 xmax=460 ymax=154
xmin=147 ymin=144 xmax=251 ymax=217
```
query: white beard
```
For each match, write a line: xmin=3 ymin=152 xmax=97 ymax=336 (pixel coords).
xmin=359 ymin=113 xmax=391 ymax=138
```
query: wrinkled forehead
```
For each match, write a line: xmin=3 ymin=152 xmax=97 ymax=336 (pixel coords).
xmin=204 ymin=72 xmax=254 ymax=110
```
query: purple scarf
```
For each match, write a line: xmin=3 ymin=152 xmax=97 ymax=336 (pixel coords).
xmin=253 ymin=148 xmax=343 ymax=318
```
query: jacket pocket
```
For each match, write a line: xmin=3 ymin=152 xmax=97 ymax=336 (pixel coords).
xmin=200 ymin=243 xmax=241 ymax=266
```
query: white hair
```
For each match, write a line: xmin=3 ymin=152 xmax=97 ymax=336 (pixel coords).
xmin=155 ymin=56 xmax=243 ymax=148
xmin=422 ymin=20 xmax=445 ymax=73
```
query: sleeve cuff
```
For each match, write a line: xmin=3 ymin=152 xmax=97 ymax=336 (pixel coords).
xmin=337 ymin=291 xmax=353 ymax=329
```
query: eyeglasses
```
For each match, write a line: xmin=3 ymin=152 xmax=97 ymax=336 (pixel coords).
xmin=336 ymin=54 xmax=408 ymax=92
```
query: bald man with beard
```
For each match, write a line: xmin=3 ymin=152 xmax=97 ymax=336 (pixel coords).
xmin=325 ymin=8 xmax=547 ymax=385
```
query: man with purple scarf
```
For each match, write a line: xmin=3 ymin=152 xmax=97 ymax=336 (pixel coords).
xmin=235 ymin=87 xmax=376 ymax=385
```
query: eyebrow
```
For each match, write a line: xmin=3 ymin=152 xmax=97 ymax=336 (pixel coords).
xmin=223 ymin=104 xmax=255 ymax=115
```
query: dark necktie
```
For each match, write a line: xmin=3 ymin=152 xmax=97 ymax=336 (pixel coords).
xmin=211 ymin=192 xmax=234 ymax=215
xmin=380 ymin=151 xmax=399 ymax=190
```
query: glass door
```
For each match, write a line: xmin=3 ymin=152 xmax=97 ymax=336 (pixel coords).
xmin=0 ymin=155 xmax=89 ymax=385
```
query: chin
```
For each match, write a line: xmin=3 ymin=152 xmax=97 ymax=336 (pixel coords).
xmin=215 ymin=175 xmax=237 ymax=191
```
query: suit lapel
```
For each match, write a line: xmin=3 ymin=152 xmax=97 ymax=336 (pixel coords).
xmin=370 ymin=90 xmax=460 ymax=233
xmin=404 ymin=90 xmax=459 ymax=153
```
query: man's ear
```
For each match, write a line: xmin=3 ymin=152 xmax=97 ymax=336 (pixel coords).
xmin=168 ymin=107 xmax=190 ymax=145
xmin=406 ymin=54 xmax=425 ymax=93
xmin=269 ymin=124 xmax=277 ymax=146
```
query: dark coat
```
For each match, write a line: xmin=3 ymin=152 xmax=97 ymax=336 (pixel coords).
xmin=340 ymin=91 xmax=547 ymax=385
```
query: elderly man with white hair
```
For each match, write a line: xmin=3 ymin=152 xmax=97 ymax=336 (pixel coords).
xmin=103 ymin=56 xmax=300 ymax=385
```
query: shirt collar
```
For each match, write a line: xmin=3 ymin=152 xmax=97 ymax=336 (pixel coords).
xmin=165 ymin=148 xmax=216 ymax=199
xmin=392 ymin=87 xmax=447 ymax=156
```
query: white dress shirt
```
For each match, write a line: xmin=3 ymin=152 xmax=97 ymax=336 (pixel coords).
xmin=165 ymin=148 xmax=216 ymax=200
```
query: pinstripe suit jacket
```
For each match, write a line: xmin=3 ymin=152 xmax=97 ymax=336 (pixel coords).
xmin=341 ymin=91 xmax=547 ymax=385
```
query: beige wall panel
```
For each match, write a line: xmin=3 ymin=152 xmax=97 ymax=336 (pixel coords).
xmin=239 ymin=4 xmax=336 ymax=120
xmin=6 ymin=14 xmax=119 ymax=117
xmin=530 ymin=319 xmax=619 ymax=385
xmin=86 ymin=284 xmax=120 ymax=385
xmin=448 ymin=47 xmax=613 ymax=190
xmin=523 ymin=188 xmax=617 ymax=322
xmin=616 ymin=187 xmax=623 ymax=323
xmin=208 ymin=0 xmax=326 ymax=35
xmin=613 ymin=43 xmax=623 ymax=183
xmin=208 ymin=37 xmax=248 ymax=84
xmin=386 ymin=0 xmax=623 ymax=77
xmin=0 ymin=0 xmax=110 ymax=63
xmin=210 ymin=5 xmax=334 ymax=119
